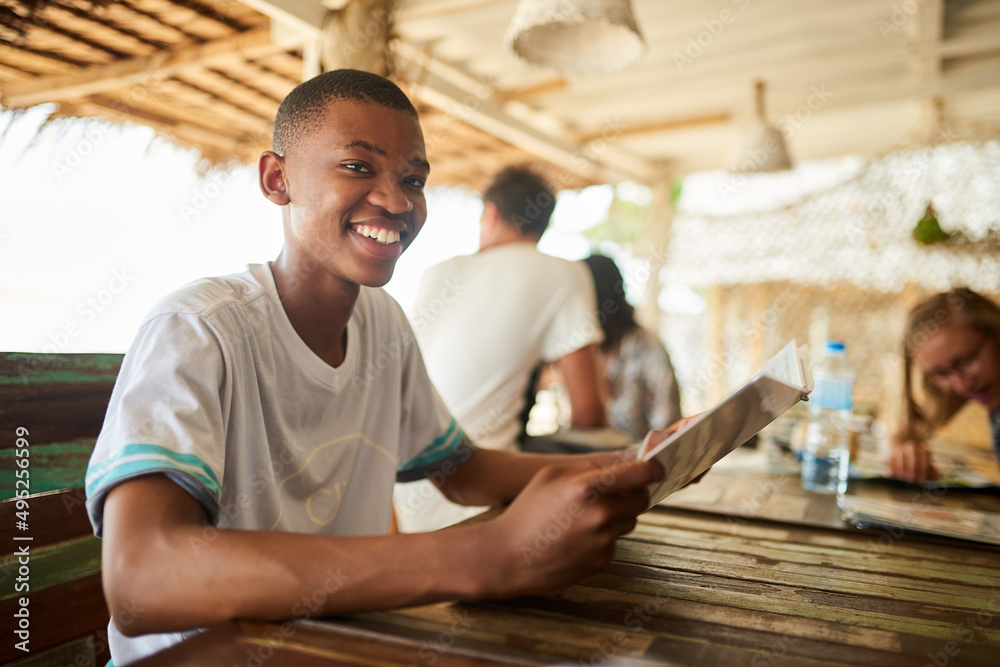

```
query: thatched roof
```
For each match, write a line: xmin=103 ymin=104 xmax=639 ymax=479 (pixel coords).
xmin=0 ymin=0 xmax=589 ymax=190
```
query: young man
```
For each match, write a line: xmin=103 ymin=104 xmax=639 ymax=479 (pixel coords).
xmin=396 ymin=167 xmax=609 ymax=532
xmin=85 ymin=70 xmax=662 ymax=665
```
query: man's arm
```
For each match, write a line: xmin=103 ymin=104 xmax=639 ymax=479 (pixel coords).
xmin=433 ymin=415 xmax=701 ymax=510
xmin=102 ymin=456 xmax=661 ymax=636
xmin=431 ymin=446 xmax=633 ymax=507
xmin=555 ymin=344 xmax=607 ymax=428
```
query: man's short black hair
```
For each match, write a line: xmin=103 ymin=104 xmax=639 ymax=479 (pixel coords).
xmin=273 ymin=69 xmax=418 ymax=155
xmin=483 ymin=166 xmax=556 ymax=237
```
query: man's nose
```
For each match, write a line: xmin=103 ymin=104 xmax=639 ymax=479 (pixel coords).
xmin=369 ymin=179 xmax=412 ymax=215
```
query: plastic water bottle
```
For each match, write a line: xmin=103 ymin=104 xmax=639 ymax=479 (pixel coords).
xmin=802 ymin=341 xmax=854 ymax=494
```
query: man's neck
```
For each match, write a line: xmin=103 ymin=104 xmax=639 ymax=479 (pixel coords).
xmin=269 ymin=253 xmax=358 ymax=368
xmin=479 ymin=227 xmax=541 ymax=252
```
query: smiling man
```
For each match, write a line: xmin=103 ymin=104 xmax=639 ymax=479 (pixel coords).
xmin=84 ymin=70 xmax=662 ymax=665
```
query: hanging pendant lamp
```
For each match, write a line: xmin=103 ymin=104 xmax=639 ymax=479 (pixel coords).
xmin=506 ymin=0 xmax=646 ymax=74
xmin=727 ymin=81 xmax=793 ymax=173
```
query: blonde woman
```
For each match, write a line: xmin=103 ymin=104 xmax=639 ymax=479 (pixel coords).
xmin=891 ymin=287 xmax=1000 ymax=483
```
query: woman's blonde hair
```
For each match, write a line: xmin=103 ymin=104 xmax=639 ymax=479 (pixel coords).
xmin=898 ymin=287 xmax=1000 ymax=443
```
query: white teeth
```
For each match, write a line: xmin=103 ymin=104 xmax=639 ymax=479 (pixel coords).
xmin=355 ymin=225 xmax=400 ymax=245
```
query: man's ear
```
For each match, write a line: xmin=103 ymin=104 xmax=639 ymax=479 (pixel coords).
xmin=259 ymin=151 xmax=289 ymax=205
xmin=481 ymin=201 xmax=499 ymax=224
xmin=480 ymin=201 xmax=501 ymax=232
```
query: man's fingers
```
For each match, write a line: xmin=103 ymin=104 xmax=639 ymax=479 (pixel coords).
xmin=579 ymin=459 xmax=663 ymax=495
xmin=639 ymin=415 xmax=698 ymax=456
xmin=539 ymin=460 xmax=602 ymax=483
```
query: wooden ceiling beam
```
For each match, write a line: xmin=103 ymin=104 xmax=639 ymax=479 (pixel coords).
xmin=1 ymin=26 xmax=298 ymax=108
xmin=493 ymin=78 xmax=567 ymax=103
xmin=909 ymin=0 xmax=944 ymax=80
xmin=574 ymin=112 xmax=730 ymax=143
xmin=50 ymin=4 xmax=168 ymax=52
xmin=0 ymin=42 xmax=73 ymax=76
xmin=394 ymin=40 xmax=656 ymax=184
xmin=59 ymin=97 xmax=253 ymax=156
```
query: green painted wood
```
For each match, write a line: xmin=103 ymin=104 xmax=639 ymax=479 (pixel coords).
xmin=0 ymin=354 xmax=112 ymax=664
xmin=0 ymin=440 xmax=95 ymax=498
xmin=0 ymin=353 xmax=123 ymax=387
xmin=0 ymin=536 xmax=102 ymax=600
xmin=0 ymin=352 xmax=121 ymax=450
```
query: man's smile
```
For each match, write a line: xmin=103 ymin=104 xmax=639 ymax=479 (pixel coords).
xmin=352 ymin=223 xmax=402 ymax=245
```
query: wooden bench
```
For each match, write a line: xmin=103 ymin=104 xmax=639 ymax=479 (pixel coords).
xmin=1 ymin=352 xmax=122 ymax=667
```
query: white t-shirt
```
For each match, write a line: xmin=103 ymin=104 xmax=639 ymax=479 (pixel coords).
xmin=86 ymin=263 xmax=469 ymax=665
xmin=395 ymin=244 xmax=601 ymax=531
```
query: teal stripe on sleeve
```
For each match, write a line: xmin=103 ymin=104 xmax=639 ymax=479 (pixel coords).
xmin=86 ymin=443 xmax=221 ymax=500
xmin=400 ymin=419 xmax=464 ymax=472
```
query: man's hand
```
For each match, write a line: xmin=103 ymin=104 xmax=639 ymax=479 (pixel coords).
xmin=475 ymin=457 xmax=663 ymax=598
xmin=889 ymin=439 xmax=939 ymax=484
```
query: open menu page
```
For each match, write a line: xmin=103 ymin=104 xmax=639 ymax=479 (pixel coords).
xmin=640 ymin=340 xmax=813 ymax=507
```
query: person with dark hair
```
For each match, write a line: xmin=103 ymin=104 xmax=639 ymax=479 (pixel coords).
xmin=396 ymin=166 xmax=610 ymax=532
xmin=582 ymin=254 xmax=683 ymax=441
xmin=890 ymin=287 xmax=1000 ymax=483
xmin=85 ymin=71 xmax=661 ymax=665
xmin=481 ymin=166 xmax=557 ymax=237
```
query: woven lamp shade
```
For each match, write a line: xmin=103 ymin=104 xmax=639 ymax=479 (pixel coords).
xmin=727 ymin=122 xmax=793 ymax=172
xmin=506 ymin=0 xmax=645 ymax=73
xmin=727 ymin=81 xmax=793 ymax=173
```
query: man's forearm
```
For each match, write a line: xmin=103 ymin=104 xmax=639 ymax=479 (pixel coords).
xmin=103 ymin=475 xmax=495 ymax=636
xmin=105 ymin=456 xmax=661 ymax=638
xmin=434 ymin=447 xmax=634 ymax=508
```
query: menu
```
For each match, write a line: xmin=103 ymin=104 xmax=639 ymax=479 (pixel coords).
xmin=640 ymin=340 xmax=813 ymax=507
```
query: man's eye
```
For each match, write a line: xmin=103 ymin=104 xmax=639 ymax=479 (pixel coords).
xmin=404 ymin=176 xmax=426 ymax=188
xmin=344 ymin=163 xmax=371 ymax=173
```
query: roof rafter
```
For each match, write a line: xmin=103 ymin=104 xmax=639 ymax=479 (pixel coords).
xmin=1 ymin=26 xmax=298 ymax=108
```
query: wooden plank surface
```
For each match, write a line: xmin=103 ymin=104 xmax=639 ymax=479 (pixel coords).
xmin=130 ymin=503 xmax=1000 ymax=666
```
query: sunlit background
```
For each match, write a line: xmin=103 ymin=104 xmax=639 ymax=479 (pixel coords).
xmin=0 ymin=106 xmax=640 ymax=351
xmin=4 ymin=106 xmax=1000 ymax=430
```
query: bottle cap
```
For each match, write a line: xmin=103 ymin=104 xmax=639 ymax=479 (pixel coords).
xmin=826 ymin=341 xmax=846 ymax=353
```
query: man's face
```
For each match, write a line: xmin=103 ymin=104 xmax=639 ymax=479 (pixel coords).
xmin=278 ymin=99 xmax=429 ymax=288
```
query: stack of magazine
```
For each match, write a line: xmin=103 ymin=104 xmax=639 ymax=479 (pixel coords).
xmin=839 ymin=496 xmax=1000 ymax=546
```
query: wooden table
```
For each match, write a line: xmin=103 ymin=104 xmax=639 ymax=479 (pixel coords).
xmin=135 ymin=472 xmax=1000 ymax=667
